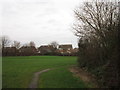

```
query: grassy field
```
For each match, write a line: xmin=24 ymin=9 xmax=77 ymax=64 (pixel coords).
xmin=2 ymin=56 xmax=88 ymax=88
xmin=39 ymin=67 xmax=87 ymax=88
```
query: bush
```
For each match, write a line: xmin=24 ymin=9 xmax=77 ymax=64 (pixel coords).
xmin=74 ymin=1 xmax=119 ymax=87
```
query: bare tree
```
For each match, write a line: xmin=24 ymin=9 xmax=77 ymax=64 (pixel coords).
xmin=50 ymin=41 xmax=59 ymax=49
xmin=74 ymin=1 xmax=119 ymax=39
xmin=74 ymin=0 xmax=119 ymax=59
xmin=1 ymin=36 xmax=11 ymax=49
xmin=29 ymin=41 xmax=35 ymax=47
xmin=20 ymin=41 xmax=37 ymax=56
xmin=12 ymin=41 xmax=21 ymax=49
xmin=73 ymin=0 xmax=119 ymax=87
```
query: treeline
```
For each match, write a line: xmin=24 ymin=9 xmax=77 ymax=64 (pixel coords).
xmin=74 ymin=1 xmax=119 ymax=88
xmin=0 ymin=37 xmax=78 ymax=56
xmin=1 ymin=37 xmax=38 ymax=56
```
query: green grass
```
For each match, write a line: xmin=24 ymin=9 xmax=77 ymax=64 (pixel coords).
xmin=39 ymin=66 xmax=87 ymax=88
xmin=2 ymin=56 xmax=87 ymax=88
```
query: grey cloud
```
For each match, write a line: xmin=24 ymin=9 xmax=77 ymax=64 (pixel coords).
xmin=1 ymin=0 xmax=81 ymax=48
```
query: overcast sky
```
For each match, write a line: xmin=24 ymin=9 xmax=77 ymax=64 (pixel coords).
xmin=0 ymin=0 xmax=88 ymax=48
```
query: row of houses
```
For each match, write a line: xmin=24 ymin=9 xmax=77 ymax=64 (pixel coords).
xmin=2 ymin=44 xmax=78 ymax=56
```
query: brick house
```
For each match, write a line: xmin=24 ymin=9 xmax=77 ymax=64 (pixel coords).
xmin=58 ymin=44 xmax=73 ymax=55
xmin=2 ymin=47 xmax=18 ymax=56
xmin=19 ymin=46 xmax=37 ymax=56
xmin=38 ymin=45 xmax=55 ymax=55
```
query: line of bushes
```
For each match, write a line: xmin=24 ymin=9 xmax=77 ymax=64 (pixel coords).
xmin=74 ymin=1 xmax=119 ymax=88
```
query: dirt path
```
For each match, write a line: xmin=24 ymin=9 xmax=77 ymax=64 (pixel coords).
xmin=28 ymin=65 xmax=75 ymax=89
xmin=28 ymin=68 xmax=51 ymax=89
xmin=69 ymin=66 xmax=99 ymax=88
xmin=28 ymin=65 xmax=98 ymax=88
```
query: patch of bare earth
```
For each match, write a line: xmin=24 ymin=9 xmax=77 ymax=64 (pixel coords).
xmin=69 ymin=66 xmax=99 ymax=88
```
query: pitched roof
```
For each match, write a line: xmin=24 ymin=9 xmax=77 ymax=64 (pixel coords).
xmin=4 ymin=47 xmax=17 ymax=49
xmin=59 ymin=44 xmax=73 ymax=49
xmin=38 ymin=45 xmax=54 ymax=49
xmin=20 ymin=46 xmax=36 ymax=49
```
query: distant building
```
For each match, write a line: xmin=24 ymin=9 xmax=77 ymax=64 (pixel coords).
xmin=72 ymin=48 xmax=79 ymax=53
xmin=59 ymin=44 xmax=73 ymax=50
xmin=38 ymin=45 xmax=55 ymax=55
xmin=2 ymin=47 xmax=18 ymax=56
xmin=57 ymin=44 xmax=73 ymax=55
xmin=19 ymin=46 xmax=37 ymax=56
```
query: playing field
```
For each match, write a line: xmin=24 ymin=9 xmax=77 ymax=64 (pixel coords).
xmin=2 ymin=56 xmax=88 ymax=88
